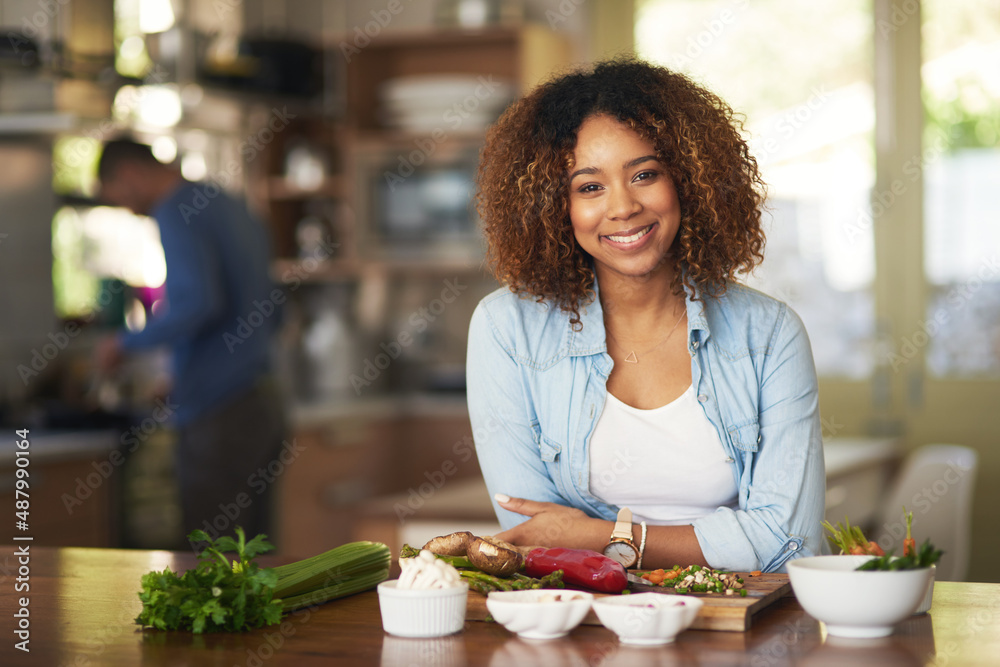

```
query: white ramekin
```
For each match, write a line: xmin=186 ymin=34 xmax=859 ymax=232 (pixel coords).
xmin=377 ymin=580 xmax=469 ymax=638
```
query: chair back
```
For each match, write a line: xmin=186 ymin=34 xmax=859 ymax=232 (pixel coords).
xmin=872 ymin=444 xmax=977 ymax=581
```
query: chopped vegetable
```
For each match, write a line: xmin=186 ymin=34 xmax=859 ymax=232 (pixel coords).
xmin=641 ymin=565 xmax=747 ymax=595
xmin=136 ymin=528 xmax=391 ymax=632
xmin=645 ymin=569 xmax=666 ymax=585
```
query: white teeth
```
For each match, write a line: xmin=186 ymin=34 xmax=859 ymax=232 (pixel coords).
xmin=607 ymin=226 xmax=651 ymax=244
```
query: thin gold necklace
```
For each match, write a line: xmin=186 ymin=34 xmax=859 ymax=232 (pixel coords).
xmin=605 ymin=307 xmax=687 ymax=363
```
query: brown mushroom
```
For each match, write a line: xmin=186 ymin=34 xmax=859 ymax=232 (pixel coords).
xmin=467 ymin=535 xmax=524 ymax=577
xmin=422 ymin=531 xmax=474 ymax=556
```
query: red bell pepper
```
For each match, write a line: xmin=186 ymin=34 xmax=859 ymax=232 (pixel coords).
xmin=524 ymin=547 xmax=628 ymax=593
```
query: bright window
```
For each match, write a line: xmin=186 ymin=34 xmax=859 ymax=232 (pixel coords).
xmin=636 ymin=0 xmax=876 ymax=378
xmin=922 ymin=0 xmax=1000 ymax=377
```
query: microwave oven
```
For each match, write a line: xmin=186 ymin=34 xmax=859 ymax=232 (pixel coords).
xmin=357 ymin=142 xmax=483 ymax=259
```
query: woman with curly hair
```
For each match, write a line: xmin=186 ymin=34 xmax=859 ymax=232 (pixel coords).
xmin=466 ymin=58 xmax=825 ymax=573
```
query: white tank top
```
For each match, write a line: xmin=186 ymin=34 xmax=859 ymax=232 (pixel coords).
xmin=588 ymin=385 xmax=738 ymax=525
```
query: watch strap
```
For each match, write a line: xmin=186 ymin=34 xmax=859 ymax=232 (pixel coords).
xmin=611 ymin=507 xmax=634 ymax=542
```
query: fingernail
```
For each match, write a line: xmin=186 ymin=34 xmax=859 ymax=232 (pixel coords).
xmin=494 ymin=493 xmax=511 ymax=503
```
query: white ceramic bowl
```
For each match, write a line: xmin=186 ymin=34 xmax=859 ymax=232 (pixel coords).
xmin=592 ymin=593 xmax=703 ymax=646
xmin=377 ymin=580 xmax=469 ymax=638
xmin=786 ymin=555 xmax=934 ymax=638
xmin=914 ymin=565 xmax=935 ymax=614
xmin=485 ymin=590 xmax=594 ymax=640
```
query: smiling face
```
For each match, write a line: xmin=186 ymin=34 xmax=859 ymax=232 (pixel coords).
xmin=568 ymin=114 xmax=681 ymax=284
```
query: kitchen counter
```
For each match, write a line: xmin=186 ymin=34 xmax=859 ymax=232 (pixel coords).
xmin=0 ymin=429 xmax=117 ymax=463
xmin=289 ymin=392 xmax=469 ymax=429
xmin=1 ymin=430 xmax=119 ymax=547
xmin=3 ymin=545 xmax=997 ymax=666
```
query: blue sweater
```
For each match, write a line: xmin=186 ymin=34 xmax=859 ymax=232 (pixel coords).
xmin=121 ymin=180 xmax=279 ymax=426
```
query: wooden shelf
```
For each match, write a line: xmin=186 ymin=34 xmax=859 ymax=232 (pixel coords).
xmin=270 ymin=255 xmax=488 ymax=284
xmin=351 ymin=129 xmax=488 ymax=150
xmin=264 ymin=176 xmax=342 ymax=201
xmin=344 ymin=24 xmax=571 ymax=131
xmin=257 ymin=26 xmax=570 ymax=278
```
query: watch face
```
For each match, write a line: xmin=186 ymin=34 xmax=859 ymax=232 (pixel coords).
xmin=603 ymin=541 xmax=638 ymax=567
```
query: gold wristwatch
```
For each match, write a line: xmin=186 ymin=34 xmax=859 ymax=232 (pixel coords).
xmin=602 ymin=507 xmax=639 ymax=568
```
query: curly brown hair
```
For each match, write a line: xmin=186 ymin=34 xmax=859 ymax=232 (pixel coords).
xmin=477 ymin=57 xmax=766 ymax=328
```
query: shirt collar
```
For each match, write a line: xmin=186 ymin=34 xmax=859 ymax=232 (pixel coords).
xmin=565 ymin=275 xmax=713 ymax=357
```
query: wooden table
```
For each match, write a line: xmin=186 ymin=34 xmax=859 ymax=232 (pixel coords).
xmin=3 ymin=547 xmax=998 ymax=666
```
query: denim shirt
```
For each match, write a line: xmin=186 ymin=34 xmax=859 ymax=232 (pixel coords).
xmin=466 ymin=280 xmax=826 ymax=573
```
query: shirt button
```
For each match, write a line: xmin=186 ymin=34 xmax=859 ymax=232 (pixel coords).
xmin=698 ymin=394 xmax=708 ymax=403
xmin=789 ymin=542 xmax=799 ymax=551
xmin=692 ymin=341 xmax=700 ymax=349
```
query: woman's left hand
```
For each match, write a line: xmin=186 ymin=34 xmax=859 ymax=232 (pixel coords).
xmin=493 ymin=494 xmax=607 ymax=551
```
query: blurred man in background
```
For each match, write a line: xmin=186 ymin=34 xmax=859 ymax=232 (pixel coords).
xmin=95 ymin=138 xmax=287 ymax=545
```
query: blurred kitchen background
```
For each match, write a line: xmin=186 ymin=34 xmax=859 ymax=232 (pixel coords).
xmin=0 ymin=0 xmax=997 ymax=581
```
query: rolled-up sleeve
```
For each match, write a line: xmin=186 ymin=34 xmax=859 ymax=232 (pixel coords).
xmin=466 ymin=301 xmax=571 ymax=530
xmin=692 ymin=305 xmax=826 ymax=572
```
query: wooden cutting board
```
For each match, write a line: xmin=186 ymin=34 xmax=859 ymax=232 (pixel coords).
xmin=465 ymin=572 xmax=792 ymax=632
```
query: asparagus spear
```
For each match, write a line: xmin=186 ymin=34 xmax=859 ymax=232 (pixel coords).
xmin=462 ymin=576 xmax=496 ymax=595
xmin=461 ymin=569 xmax=513 ymax=591
xmin=536 ymin=570 xmax=566 ymax=589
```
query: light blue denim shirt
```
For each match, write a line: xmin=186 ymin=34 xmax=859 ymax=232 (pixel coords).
xmin=466 ymin=280 xmax=826 ymax=573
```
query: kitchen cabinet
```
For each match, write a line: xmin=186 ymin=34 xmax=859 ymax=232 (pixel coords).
xmin=275 ymin=398 xmax=481 ymax=557
xmin=275 ymin=416 xmax=396 ymax=556
xmin=0 ymin=431 xmax=118 ymax=547
xmin=257 ymin=25 xmax=572 ymax=408
xmin=252 ymin=24 xmax=571 ymax=277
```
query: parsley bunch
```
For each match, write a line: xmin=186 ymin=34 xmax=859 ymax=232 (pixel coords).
xmin=136 ymin=527 xmax=283 ymax=633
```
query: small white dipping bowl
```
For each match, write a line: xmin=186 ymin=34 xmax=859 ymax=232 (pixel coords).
xmin=377 ymin=580 xmax=469 ymax=638
xmin=786 ymin=555 xmax=934 ymax=639
xmin=592 ymin=593 xmax=703 ymax=646
xmin=485 ymin=590 xmax=594 ymax=640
